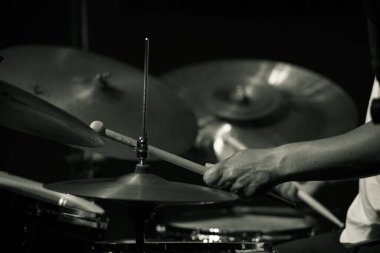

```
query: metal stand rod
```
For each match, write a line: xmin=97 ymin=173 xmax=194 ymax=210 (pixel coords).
xmin=80 ymin=0 xmax=89 ymax=51
xmin=134 ymin=218 xmax=145 ymax=253
xmin=125 ymin=203 xmax=154 ymax=253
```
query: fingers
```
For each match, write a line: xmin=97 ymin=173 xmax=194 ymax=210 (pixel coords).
xmin=244 ymin=182 xmax=260 ymax=197
xmin=203 ymin=149 xmax=279 ymax=198
xmin=230 ymin=174 xmax=251 ymax=193
xmin=204 ymin=163 xmax=236 ymax=192
xmin=203 ymin=160 xmax=269 ymax=197
xmin=217 ymin=166 xmax=235 ymax=188
xmin=275 ymin=182 xmax=299 ymax=202
xmin=203 ymin=164 xmax=222 ymax=186
xmin=204 ymin=161 xmax=234 ymax=187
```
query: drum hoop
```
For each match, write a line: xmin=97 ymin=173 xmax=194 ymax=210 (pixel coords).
xmin=2 ymin=190 xmax=108 ymax=229
xmin=158 ymin=222 xmax=315 ymax=238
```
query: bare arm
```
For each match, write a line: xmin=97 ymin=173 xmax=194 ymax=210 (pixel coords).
xmin=280 ymin=121 xmax=380 ymax=181
xmin=203 ymin=122 xmax=380 ymax=196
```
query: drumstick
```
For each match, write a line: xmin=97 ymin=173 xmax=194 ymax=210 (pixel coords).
xmin=292 ymin=182 xmax=344 ymax=228
xmin=90 ymin=120 xmax=293 ymax=206
xmin=90 ymin=121 xmax=207 ymax=175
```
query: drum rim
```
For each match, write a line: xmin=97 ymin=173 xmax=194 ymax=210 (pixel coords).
xmin=0 ymin=171 xmax=105 ymax=214
xmin=0 ymin=189 xmax=109 ymax=229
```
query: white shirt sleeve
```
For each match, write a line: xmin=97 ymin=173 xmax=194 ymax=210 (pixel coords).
xmin=365 ymin=78 xmax=380 ymax=123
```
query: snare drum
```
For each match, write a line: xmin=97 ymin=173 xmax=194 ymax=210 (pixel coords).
xmin=0 ymin=171 xmax=108 ymax=252
xmin=152 ymin=205 xmax=317 ymax=244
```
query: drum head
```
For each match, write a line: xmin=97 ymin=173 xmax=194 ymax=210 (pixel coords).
xmin=170 ymin=205 xmax=314 ymax=233
xmin=152 ymin=204 xmax=317 ymax=243
xmin=170 ymin=212 xmax=312 ymax=234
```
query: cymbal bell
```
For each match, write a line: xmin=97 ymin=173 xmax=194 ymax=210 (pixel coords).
xmin=0 ymin=45 xmax=198 ymax=160
xmin=206 ymin=82 xmax=283 ymax=121
xmin=161 ymin=60 xmax=358 ymax=160
xmin=44 ymin=170 xmax=238 ymax=204
xmin=0 ymin=80 xmax=104 ymax=147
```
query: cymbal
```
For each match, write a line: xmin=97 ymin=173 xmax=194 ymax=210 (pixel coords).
xmin=161 ymin=60 xmax=358 ymax=160
xmin=0 ymin=80 xmax=104 ymax=147
xmin=0 ymin=45 xmax=197 ymax=160
xmin=44 ymin=172 xmax=238 ymax=204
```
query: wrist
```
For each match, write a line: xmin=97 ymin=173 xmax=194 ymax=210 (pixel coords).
xmin=275 ymin=143 xmax=303 ymax=182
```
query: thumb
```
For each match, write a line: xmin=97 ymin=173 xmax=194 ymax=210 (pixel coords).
xmin=203 ymin=163 xmax=222 ymax=186
xmin=205 ymin=162 xmax=222 ymax=168
xmin=205 ymin=162 xmax=215 ymax=168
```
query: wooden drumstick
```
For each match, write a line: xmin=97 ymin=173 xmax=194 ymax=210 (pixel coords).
xmin=292 ymin=182 xmax=344 ymax=228
xmin=90 ymin=120 xmax=293 ymax=206
xmin=90 ymin=121 xmax=207 ymax=175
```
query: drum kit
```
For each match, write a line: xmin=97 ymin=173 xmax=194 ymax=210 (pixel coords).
xmin=0 ymin=39 xmax=358 ymax=253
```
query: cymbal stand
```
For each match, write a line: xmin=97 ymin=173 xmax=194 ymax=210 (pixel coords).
xmin=131 ymin=37 xmax=151 ymax=253
xmin=124 ymin=201 xmax=155 ymax=253
xmin=136 ymin=37 xmax=150 ymax=167
xmin=70 ymin=0 xmax=89 ymax=51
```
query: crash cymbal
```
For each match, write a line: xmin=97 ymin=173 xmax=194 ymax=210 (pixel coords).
xmin=161 ymin=60 xmax=358 ymax=160
xmin=0 ymin=45 xmax=197 ymax=160
xmin=45 ymin=171 xmax=238 ymax=204
xmin=0 ymin=80 xmax=104 ymax=147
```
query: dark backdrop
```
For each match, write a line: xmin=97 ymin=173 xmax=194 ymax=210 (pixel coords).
xmin=0 ymin=0 xmax=373 ymax=240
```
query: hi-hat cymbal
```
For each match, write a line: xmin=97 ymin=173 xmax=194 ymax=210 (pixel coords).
xmin=0 ymin=45 xmax=198 ymax=160
xmin=45 ymin=172 xmax=238 ymax=204
xmin=0 ymin=80 xmax=104 ymax=147
xmin=161 ymin=60 xmax=358 ymax=160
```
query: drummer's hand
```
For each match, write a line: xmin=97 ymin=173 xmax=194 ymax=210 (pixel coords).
xmin=275 ymin=181 xmax=327 ymax=202
xmin=203 ymin=148 xmax=284 ymax=197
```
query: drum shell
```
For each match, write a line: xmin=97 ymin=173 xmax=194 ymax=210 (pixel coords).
xmin=0 ymin=188 xmax=108 ymax=252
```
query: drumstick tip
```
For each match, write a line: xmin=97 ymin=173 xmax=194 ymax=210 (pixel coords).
xmin=90 ymin=120 xmax=106 ymax=134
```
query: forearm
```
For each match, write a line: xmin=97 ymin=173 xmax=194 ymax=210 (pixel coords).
xmin=279 ymin=122 xmax=380 ymax=181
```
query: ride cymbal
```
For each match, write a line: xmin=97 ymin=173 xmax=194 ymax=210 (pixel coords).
xmin=0 ymin=45 xmax=198 ymax=160
xmin=0 ymin=80 xmax=104 ymax=147
xmin=161 ymin=60 xmax=358 ymax=160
